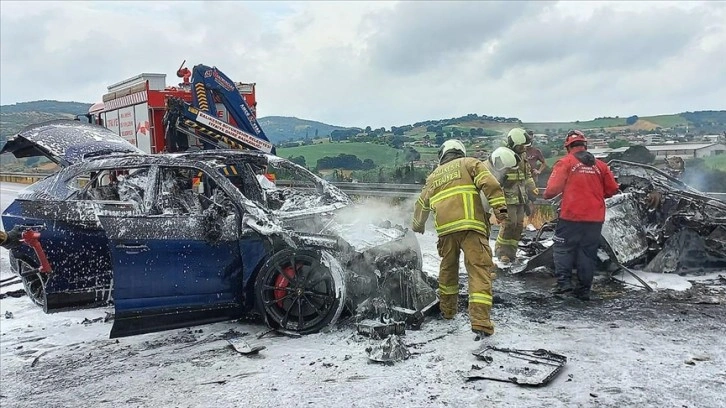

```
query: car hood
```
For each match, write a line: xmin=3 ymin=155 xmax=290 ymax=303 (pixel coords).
xmin=0 ymin=119 xmax=144 ymax=166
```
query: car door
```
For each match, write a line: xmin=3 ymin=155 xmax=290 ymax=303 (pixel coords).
xmin=99 ymin=165 xmax=245 ymax=338
xmin=0 ymin=120 xmax=146 ymax=312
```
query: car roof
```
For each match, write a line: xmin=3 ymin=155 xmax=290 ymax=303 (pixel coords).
xmin=79 ymin=149 xmax=271 ymax=169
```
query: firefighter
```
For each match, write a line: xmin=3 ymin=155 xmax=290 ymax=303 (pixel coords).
xmin=412 ymin=140 xmax=508 ymax=340
xmin=0 ymin=227 xmax=22 ymax=250
xmin=543 ymin=130 xmax=620 ymax=300
xmin=480 ymin=147 xmax=521 ymax=214
xmin=495 ymin=128 xmax=539 ymax=264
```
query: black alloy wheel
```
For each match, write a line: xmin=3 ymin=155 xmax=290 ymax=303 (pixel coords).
xmin=254 ymin=248 xmax=344 ymax=334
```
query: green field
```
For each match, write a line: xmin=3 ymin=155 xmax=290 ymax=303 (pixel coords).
xmin=640 ymin=114 xmax=689 ymax=128
xmin=704 ymin=154 xmax=726 ymax=172
xmin=277 ymin=142 xmax=404 ymax=167
xmin=524 ymin=118 xmax=627 ymax=132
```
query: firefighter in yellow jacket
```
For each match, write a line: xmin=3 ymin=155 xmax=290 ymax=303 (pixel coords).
xmin=495 ymin=128 xmax=539 ymax=264
xmin=412 ymin=140 xmax=508 ymax=340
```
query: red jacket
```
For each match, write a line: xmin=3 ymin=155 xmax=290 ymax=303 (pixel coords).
xmin=543 ymin=147 xmax=620 ymax=222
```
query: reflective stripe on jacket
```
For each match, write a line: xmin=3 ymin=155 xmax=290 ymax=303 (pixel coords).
xmin=413 ymin=157 xmax=506 ymax=237
xmin=501 ymin=156 xmax=537 ymax=205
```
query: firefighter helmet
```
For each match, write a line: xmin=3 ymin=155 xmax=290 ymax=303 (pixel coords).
xmin=438 ymin=139 xmax=466 ymax=161
xmin=506 ymin=128 xmax=531 ymax=148
xmin=489 ymin=147 xmax=520 ymax=172
xmin=564 ymin=130 xmax=587 ymax=148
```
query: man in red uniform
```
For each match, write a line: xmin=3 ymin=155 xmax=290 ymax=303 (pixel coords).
xmin=543 ymin=130 xmax=620 ymax=300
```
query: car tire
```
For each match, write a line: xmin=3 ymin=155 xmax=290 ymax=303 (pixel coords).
xmin=254 ymin=248 xmax=346 ymax=334
xmin=15 ymin=256 xmax=48 ymax=308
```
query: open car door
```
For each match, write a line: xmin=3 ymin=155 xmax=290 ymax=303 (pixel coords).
xmin=98 ymin=165 xmax=246 ymax=338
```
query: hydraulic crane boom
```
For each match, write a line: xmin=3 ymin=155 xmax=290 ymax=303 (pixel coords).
xmin=163 ymin=64 xmax=276 ymax=154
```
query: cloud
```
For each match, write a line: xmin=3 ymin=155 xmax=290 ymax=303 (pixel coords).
xmin=1 ymin=1 xmax=724 ymax=129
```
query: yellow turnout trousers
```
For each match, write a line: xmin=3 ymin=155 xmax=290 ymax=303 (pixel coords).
xmin=495 ymin=204 xmax=526 ymax=260
xmin=436 ymin=230 xmax=495 ymax=334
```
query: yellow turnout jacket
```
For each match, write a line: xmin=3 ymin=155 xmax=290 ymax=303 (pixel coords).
xmin=413 ymin=157 xmax=506 ymax=236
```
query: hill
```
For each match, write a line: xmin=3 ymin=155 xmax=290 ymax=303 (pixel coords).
xmin=257 ymin=116 xmax=347 ymax=144
xmin=1 ymin=100 xmax=92 ymax=141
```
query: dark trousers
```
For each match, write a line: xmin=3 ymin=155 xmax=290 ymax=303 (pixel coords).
xmin=552 ymin=219 xmax=603 ymax=297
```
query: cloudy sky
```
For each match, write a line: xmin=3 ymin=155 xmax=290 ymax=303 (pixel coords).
xmin=1 ymin=1 xmax=724 ymax=128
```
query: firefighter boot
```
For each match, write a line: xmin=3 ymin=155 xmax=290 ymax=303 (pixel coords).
xmin=472 ymin=328 xmax=492 ymax=341
xmin=438 ymin=294 xmax=458 ymax=319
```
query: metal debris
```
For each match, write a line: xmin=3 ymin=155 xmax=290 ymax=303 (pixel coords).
xmin=365 ymin=334 xmax=411 ymax=364
xmin=357 ymin=318 xmax=406 ymax=339
xmin=464 ymin=347 xmax=567 ymax=386
xmin=227 ymin=338 xmax=265 ymax=355
xmin=518 ymin=160 xmax=726 ymax=277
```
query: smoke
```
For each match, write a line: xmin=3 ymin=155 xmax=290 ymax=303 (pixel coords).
xmin=680 ymin=162 xmax=726 ymax=193
xmin=334 ymin=196 xmax=419 ymax=229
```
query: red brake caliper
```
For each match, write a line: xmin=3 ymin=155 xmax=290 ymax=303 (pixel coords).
xmin=274 ymin=265 xmax=296 ymax=308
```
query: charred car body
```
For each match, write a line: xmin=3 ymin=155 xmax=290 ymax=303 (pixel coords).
xmin=1 ymin=120 xmax=435 ymax=338
xmin=518 ymin=160 xmax=726 ymax=276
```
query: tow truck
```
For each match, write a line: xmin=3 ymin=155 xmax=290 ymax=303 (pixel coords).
xmin=82 ymin=61 xmax=275 ymax=155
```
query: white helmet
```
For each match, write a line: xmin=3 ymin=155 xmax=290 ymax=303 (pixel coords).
xmin=488 ymin=147 xmax=520 ymax=171
xmin=506 ymin=128 xmax=531 ymax=149
xmin=438 ymin=139 xmax=466 ymax=161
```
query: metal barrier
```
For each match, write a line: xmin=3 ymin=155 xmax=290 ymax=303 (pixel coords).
xmin=0 ymin=172 xmax=50 ymax=184
xmin=1 ymin=171 xmax=724 ymax=202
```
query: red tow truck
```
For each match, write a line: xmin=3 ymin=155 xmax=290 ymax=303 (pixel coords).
xmin=81 ymin=61 xmax=274 ymax=155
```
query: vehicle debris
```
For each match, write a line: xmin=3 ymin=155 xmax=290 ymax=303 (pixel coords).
xmin=365 ymin=334 xmax=411 ymax=364
xmin=227 ymin=338 xmax=265 ymax=355
xmin=464 ymin=347 xmax=568 ymax=386
xmin=1 ymin=120 xmax=437 ymax=339
xmin=516 ymin=160 xmax=726 ymax=279
xmin=356 ymin=317 xmax=406 ymax=339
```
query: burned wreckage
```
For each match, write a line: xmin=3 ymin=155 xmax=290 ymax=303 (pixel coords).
xmin=518 ymin=160 xmax=726 ymax=279
xmin=1 ymin=120 xmax=437 ymax=338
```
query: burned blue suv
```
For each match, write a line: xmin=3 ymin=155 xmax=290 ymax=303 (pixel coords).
xmin=1 ymin=120 xmax=433 ymax=338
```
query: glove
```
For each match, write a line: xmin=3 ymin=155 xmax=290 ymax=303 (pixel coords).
xmin=0 ymin=226 xmax=23 ymax=250
xmin=494 ymin=207 xmax=508 ymax=222
xmin=528 ymin=188 xmax=539 ymax=202
xmin=525 ymin=202 xmax=534 ymax=216
xmin=412 ymin=222 xmax=425 ymax=234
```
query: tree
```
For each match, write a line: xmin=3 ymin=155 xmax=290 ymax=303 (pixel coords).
xmin=404 ymin=146 xmax=421 ymax=162
xmin=608 ymin=140 xmax=631 ymax=149
xmin=365 ymin=126 xmax=372 ymax=133
xmin=435 ymin=133 xmax=445 ymax=146
xmin=288 ymin=155 xmax=307 ymax=167
xmin=626 ymin=115 xmax=639 ymax=125
xmin=391 ymin=135 xmax=405 ymax=148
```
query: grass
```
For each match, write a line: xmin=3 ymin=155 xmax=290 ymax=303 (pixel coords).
xmin=277 ymin=142 xmax=403 ymax=167
xmin=523 ymin=118 xmax=626 ymax=132
xmin=704 ymin=154 xmax=726 ymax=172
xmin=640 ymin=114 xmax=689 ymax=128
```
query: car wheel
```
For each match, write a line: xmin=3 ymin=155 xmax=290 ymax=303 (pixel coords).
xmin=18 ymin=259 xmax=48 ymax=308
xmin=254 ymin=248 xmax=345 ymax=334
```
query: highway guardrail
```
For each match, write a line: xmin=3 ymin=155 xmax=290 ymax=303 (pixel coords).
xmin=1 ymin=171 xmax=724 ymax=202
